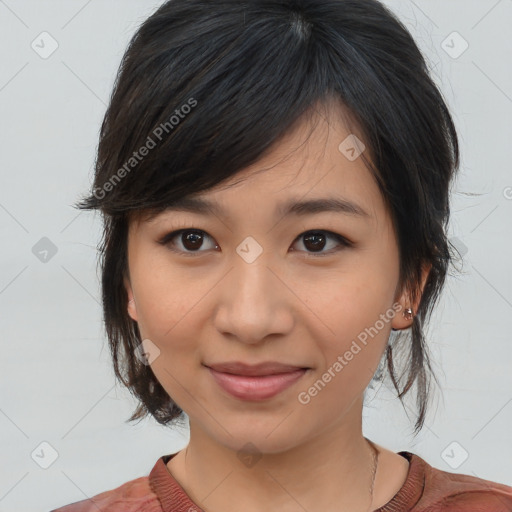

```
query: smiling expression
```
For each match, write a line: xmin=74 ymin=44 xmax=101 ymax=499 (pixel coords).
xmin=123 ymin=104 xmax=419 ymax=454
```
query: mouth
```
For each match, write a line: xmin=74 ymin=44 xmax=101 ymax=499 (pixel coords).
xmin=204 ymin=361 xmax=309 ymax=376
xmin=204 ymin=362 xmax=310 ymax=401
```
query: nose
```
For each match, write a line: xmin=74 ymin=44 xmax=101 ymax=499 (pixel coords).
xmin=212 ymin=249 xmax=294 ymax=345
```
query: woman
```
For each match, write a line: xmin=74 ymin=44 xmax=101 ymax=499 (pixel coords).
xmin=52 ymin=0 xmax=512 ymax=510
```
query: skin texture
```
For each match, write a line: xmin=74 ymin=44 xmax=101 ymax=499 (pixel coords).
xmin=124 ymin=103 xmax=430 ymax=512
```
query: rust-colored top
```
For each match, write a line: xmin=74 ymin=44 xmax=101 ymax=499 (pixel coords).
xmin=51 ymin=450 xmax=512 ymax=512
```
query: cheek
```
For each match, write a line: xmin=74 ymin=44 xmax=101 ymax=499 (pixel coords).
xmin=298 ymin=253 xmax=397 ymax=379
xmin=297 ymin=289 xmax=392 ymax=414
xmin=130 ymin=254 xmax=201 ymax=342
xmin=131 ymin=262 xmax=209 ymax=409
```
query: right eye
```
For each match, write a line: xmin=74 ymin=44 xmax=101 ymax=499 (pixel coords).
xmin=158 ymin=229 xmax=219 ymax=256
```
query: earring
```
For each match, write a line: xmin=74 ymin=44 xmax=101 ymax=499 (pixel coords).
xmin=403 ymin=307 xmax=413 ymax=320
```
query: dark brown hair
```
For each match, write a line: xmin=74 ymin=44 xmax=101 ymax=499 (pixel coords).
xmin=75 ymin=0 xmax=461 ymax=436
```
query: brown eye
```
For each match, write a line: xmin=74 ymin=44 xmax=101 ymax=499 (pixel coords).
xmin=159 ymin=229 xmax=218 ymax=255
xmin=180 ymin=230 xmax=205 ymax=251
xmin=303 ymin=232 xmax=328 ymax=252
xmin=158 ymin=228 xmax=351 ymax=257
xmin=291 ymin=230 xmax=351 ymax=256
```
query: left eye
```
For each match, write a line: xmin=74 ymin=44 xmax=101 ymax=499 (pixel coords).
xmin=158 ymin=229 xmax=352 ymax=256
xmin=292 ymin=230 xmax=352 ymax=255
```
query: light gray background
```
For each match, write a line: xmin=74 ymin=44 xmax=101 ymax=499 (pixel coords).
xmin=0 ymin=1 xmax=511 ymax=511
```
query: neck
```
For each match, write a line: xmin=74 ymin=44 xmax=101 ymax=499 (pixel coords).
xmin=167 ymin=398 xmax=380 ymax=512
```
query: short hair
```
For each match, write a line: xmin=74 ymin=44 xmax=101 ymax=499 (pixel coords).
xmin=75 ymin=0 xmax=460 ymax=436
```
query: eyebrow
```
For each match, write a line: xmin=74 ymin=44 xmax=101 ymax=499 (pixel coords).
xmin=152 ymin=195 xmax=370 ymax=221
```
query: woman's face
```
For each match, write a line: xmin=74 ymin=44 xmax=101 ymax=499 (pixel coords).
xmin=124 ymin=107 xmax=423 ymax=454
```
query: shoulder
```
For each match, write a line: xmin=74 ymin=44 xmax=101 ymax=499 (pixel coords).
xmin=412 ymin=452 xmax=512 ymax=512
xmin=50 ymin=475 xmax=162 ymax=512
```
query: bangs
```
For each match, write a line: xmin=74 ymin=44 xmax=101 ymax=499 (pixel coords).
xmin=75 ymin=0 xmax=440 ymax=219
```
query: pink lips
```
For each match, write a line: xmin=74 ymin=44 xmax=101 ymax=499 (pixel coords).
xmin=205 ymin=361 xmax=308 ymax=400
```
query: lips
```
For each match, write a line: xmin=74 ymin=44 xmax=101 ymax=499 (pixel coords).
xmin=205 ymin=361 xmax=308 ymax=376
xmin=204 ymin=361 xmax=310 ymax=400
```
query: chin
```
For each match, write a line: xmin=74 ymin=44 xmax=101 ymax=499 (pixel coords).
xmin=205 ymin=419 xmax=309 ymax=457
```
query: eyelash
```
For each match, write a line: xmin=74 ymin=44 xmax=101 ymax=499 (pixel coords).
xmin=157 ymin=225 xmax=353 ymax=257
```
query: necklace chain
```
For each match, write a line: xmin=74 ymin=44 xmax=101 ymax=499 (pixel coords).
xmin=364 ymin=437 xmax=379 ymax=512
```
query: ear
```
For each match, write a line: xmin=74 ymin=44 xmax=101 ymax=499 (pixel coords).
xmin=124 ymin=275 xmax=138 ymax=322
xmin=391 ymin=262 xmax=431 ymax=331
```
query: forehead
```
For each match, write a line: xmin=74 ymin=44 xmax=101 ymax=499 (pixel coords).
xmin=132 ymin=102 xmax=384 ymax=228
